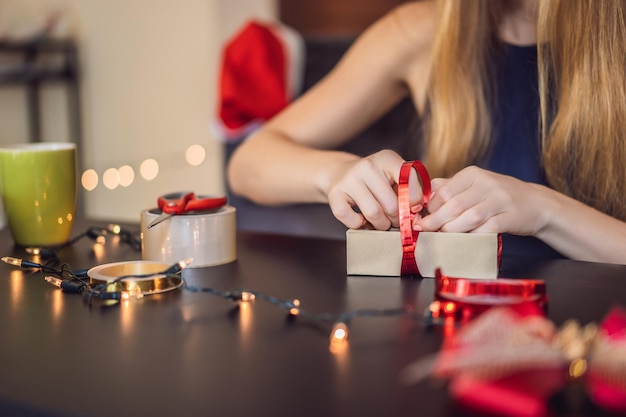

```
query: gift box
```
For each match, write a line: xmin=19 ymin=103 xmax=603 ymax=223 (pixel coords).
xmin=346 ymin=229 xmax=500 ymax=278
xmin=345 ymin=161 xmax=501 ymax=279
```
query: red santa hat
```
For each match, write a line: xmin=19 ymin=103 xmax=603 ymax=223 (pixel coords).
xmin=213 ymin=20 xmax=304 ymax=142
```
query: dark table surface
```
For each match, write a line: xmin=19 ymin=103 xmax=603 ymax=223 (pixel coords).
xmin=0 ymin=220 xmax=625 ymax=417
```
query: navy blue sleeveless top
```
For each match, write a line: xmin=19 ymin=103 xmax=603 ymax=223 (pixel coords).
xmin=479 ymin=43 xmax=564 ymax=260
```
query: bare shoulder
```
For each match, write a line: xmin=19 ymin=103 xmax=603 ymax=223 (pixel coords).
xmin=339 ymin=1 xmax=435 ymax=77
xmin=356 ymin=1 xmax=435 ymax=51
xmin=387 ymin=1 xmax=437 ymax=50
xmin=369 ymin=1 xmax=435 ymax=109
xmin=261 ymin=1 xmax=437 ymax=149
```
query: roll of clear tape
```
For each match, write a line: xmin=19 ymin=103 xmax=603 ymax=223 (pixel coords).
xmin=140 ymin=206 xmax=237 ymax=268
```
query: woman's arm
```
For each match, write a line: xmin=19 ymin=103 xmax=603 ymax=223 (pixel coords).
xmin=227 ymin=2 xmax=435 ymax=229
xmin=417 ymin=166 xmax=626 ymax=264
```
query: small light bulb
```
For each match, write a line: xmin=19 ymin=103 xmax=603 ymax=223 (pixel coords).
xmin=288 ymin=299 xmax=301 ymax=315
xmin=108 ymin=224 xmax=122 ymax=235
xmin=2 ymin=257 xmax=21 ymax=266
xmin=180 ymin=258 xmax=193 ymax=269
xmin=427 ymin=301 xmax=441 ymax=319
xmin=241 ymin=291 xmax=256 ymax=302
xmin=331 ymin=322 xmax=349 ymax=343
xmin=443 ymin=301 xmax=457 ymax=314
xmin=429 ymin=301 xmax=441 ymax=313
xmin=26 ymin=247 xmax=41 ymax=255
xmin=1 ymin=257 xmax=40 ymax=268
xmin=120 ymin=287 xmax=144 ymax=301
xmin=164 ymin=258 xmax=194 ymax=275
xmin=569 ymin=358 xmax=588 ymax=379
xmin=44 ymin=276 xmax=63 ymax=288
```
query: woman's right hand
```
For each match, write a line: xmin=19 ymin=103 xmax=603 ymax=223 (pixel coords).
xmin=323 ymin=150 xmax=426 ymax=230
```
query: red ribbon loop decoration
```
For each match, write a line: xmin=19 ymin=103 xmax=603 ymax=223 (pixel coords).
xmin=398 ymin=160 xmax=432 ymax=276
xmin=436 ymin=306 xmax=626 ymax=417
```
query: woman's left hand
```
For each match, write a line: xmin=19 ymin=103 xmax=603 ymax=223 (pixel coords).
xmin=415 ymin=166 xmax=548 ymax=236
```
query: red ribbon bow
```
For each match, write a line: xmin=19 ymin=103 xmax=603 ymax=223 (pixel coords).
xmin=403 ymin=306 xmax=626 ymax=416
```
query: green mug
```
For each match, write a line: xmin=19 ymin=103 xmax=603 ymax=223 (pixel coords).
xmin=0 ymin=142 xmax=77 ymax=247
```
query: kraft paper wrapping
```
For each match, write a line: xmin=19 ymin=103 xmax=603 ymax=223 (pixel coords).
xmin=346 ymin=229 xmax=499 ymax=278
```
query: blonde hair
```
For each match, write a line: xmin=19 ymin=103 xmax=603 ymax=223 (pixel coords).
xmin=424 ymin=0 xmax=626 ymax=221
xmin=538 ymin=0 xmax=626 ymax=220
xmin=424 ymin=0 xmax=499 ymax=178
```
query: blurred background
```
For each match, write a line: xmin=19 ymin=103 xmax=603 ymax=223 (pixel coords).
xmin=0 ymin=0 xmax=406 ymax=223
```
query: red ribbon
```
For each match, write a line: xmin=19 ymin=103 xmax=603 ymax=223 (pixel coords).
xmin=586 ymin=307 xmax=626 ymax=413
xmin=433 ymin=269 xmax=548 ymax=323
xmin=449 ymin=370 xmax=566 ymax=417
xmin=435 ymin=306 xmax=626 ymax=417
xmin=398 ymin=161 xmax=431 ymax=276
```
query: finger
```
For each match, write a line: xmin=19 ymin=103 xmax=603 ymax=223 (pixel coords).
xmin=329 ymin=193 xmax=366 ymax=229
xmin=377 ymin=153 xmax=425 ymax=206
xmin=471 ymin=218 xmax=501 ymax=233
xmin=349 ymin=185 xmax=393 ymax=230
xmin=426 ymin=178 xmax=448 ymax=210
xmin=362 ymin=171 xmax=400 ymax=227
xmin=471 ymin=212 xmax=515 ymax=234
xmin=433 ymin=197 xmax=507 ymax=233
xmin=436 ymin=201 xmax=499 ymax=232
xmin=430 ymin=178 xmax=449 ymax=191
xmin=425 ymin=169 xmax=476 ymax=213
xmin=396 ymin=166 xmax=428 ymax=205
xmin=418 ymin=191 xmax=488 ymax=232
xmin=356 ymin=151 xmax=405 ymax=226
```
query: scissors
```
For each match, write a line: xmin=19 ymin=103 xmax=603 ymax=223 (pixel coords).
xmin=147 ymin=191 xmax=227 ymax=229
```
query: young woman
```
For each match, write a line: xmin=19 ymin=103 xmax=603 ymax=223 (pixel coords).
xmin=227 ymin=0 xmax=626 ymax=264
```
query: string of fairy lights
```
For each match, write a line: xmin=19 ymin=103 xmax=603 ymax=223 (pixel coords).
xmin=2 ymin=224 xmax=436 ymax=349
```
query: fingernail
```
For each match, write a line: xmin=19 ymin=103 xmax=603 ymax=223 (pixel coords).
xmin=410 ymin=204 xmax=423 ymax=214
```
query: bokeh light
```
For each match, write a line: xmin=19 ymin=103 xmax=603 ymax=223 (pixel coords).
xmin=81 ymin=169 xmax=99 ymax=191
xmin=103 ymin=168 xmax=120 ymax=190
xmin=140 ymin=158 xmax=159 ymax=181
xmin=118 ymin=165 xmax=135 ymax=187
xmin=185 ymin=144 xmax=206 ymax=166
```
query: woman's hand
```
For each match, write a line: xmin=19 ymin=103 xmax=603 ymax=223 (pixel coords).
xmin=324 ymin=150 xmax=426 ymax=230
xmin=416 ymin=166 xmax=548 ymax=236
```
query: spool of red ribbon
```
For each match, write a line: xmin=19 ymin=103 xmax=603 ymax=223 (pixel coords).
xmin=432 ymin=269 xmax=548 ymax=324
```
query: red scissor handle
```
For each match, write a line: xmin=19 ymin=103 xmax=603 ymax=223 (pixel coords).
xmin=158 ymin=192 xmax=227 ymax=214
xmin=184 ymin=195 xmax=227 ymax=211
